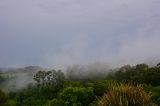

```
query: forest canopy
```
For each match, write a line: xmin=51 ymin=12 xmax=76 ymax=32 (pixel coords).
xmin=0 ymin=63 xmax=160 ymax=106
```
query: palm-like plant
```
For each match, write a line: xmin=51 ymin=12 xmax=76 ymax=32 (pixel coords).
xmin=98 ymin=83 xmax=151 ymax=106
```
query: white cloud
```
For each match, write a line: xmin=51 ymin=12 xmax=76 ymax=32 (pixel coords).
xmin=0 ymin=0 xmax=160 ymax=68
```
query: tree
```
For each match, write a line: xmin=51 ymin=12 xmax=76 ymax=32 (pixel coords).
xmin=33 ymin=70 xmax=46 ymax=86
xmin=136 ymin=64 xmax=148 ymax=72
xmin=157 ymin=62 xmax=160 ymax=67
xmin=33 ymin=70 xmax=65 ymax=87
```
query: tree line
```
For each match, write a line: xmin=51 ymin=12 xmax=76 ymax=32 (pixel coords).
xmin=0 ymin=63 xmax=160 ymax=106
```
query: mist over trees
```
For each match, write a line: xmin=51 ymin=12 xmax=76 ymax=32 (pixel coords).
xmin=0 ymin=63 xmax=160 ymax=106
xmin=0 ymin=66 xmax=45 ymax=91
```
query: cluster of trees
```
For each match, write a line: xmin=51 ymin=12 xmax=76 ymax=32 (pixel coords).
xmin=107 ymin=63 xmax=160 ymax=105
xmin=113 ymin=64 xmax=160 ymax=86
xmin=0 ymin=63 xmax=160 ymax=106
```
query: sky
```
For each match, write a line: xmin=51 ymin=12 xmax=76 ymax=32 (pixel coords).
xmin=0 ymin=0 xmax=160 ymax=69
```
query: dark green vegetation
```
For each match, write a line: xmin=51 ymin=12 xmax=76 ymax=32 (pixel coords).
xmin=0 ymin=63 xmax=160 ymax=106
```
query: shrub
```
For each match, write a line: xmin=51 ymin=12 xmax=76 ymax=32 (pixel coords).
xmin=57 ymin=87 xmax=94 ymax=106
xmin=98 ymin=83 xmax=151 ymax=106
xmin=92 ymin=80 xmax=117 ymax=96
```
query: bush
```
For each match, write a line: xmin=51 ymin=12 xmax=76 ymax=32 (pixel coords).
xmin=50 ymin=99 xmax=63 ymax=106
xmin=57 ymin=87 xmax=94 ymax=106
xmin=92 ymin=80 xmax=117 ymax=97
xmin=98 ymin=83 xmax=151 ymax=106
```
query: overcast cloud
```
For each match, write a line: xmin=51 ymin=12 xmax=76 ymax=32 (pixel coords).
xmin=0 ymin=0 xmax=160 ymax=69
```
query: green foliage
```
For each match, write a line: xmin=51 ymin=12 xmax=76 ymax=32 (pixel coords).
xmin=98 ymin=83 xmax=151 ymax=106
xmin=54 ymin=87 xmax=94 ymax=106
xmin=144 ymin=85 xmax=160 ymax=105
xmin=50 ymin=98 xmax=63 ymax=106
xmin=0 ymin=90 xmax=11 ymax=106
xmin=115 ymin=65 xmax=135 ymax=81
xmin=145 ymin=67 xmax=160 ymax=86
xmin=151 ymin=86 xmax=160 ymax=105
xmin=1 ymin=63 xmax=160 ymax=106
xmin=15 ymin=69 xmax=65 ymax=106
xmin=64 ymin=81 xmax=84 ymax=88
xmin=33 ymin=70 xmax=46 ymax=85
xmin=114 ymin=64 xmax=160 ymax=86
xmin=92 ymin=80 xmax=117 ymax=96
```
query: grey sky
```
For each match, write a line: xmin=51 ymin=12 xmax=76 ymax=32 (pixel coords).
xmin=0 ymin=0 xmax=160 ymax=69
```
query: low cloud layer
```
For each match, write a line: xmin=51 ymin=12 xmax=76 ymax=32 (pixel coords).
xmin=0 ymin=0 xmax=160 ymax=68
